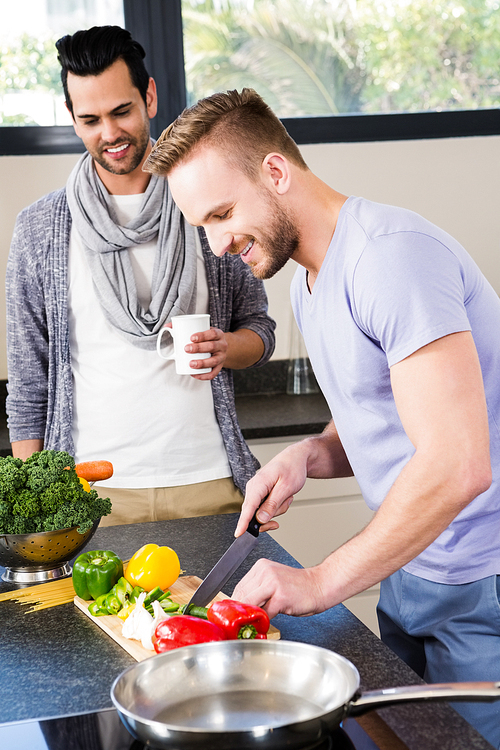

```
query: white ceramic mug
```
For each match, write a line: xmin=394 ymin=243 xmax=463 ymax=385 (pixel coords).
xmin=156 ymin=314 xmax=212 ymax=374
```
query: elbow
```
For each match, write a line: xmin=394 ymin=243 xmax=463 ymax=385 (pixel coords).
xmin=460 ymin=455 xmax=492 ymax=506
xmin=474 ymin=463 xmax=493 ymax=498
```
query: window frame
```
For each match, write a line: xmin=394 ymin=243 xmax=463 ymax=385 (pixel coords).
xmin=0 ymin=0 xmax=498 ymax=156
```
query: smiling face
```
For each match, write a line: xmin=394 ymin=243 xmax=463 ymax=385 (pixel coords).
xmin=68 ymin=58 xmax=157 ymax=191
xmin=168 ymin=146 xmax=300 ymax=280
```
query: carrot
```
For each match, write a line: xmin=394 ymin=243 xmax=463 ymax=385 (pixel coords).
xmin=75 ymin=460 xmax=114 ymax=482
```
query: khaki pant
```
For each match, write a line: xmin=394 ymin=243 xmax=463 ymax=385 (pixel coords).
xmin=96 ymin=477 xmax=243 ymax=527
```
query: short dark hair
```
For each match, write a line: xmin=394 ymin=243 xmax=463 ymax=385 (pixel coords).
xmin=144 ymin=88 xmax=308 ymax=181
xmin=56 ymin=26 xmax=150 ymax=117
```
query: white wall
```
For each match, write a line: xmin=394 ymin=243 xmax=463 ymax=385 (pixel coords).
xmin=1 ymin=135 xmax=499 ymax=376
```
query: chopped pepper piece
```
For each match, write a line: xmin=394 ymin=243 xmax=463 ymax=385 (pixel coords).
xmin=181 ymin=604 xmax=209 ymax=619
xmin=143 ymin=586 xmax=164 ymax=608
xmin=207 ymin=600 xmax=270 ymax=640
xmin=101 ymin=577 xmax=134 ymax=615
xmin=153 ymin=615 xmax=226 ymax=653
xmin=72 ymin=550 xmax=123 ymax=601
xmin=88 ymin=594 xmax=112 ymax=617
xmin=104 ymin=590 xmax=123 ymax=615
xmin=117 ymin=603 xmax=136 ymax=621
xmin=129 ymin=585 xmax=146 ymax=604
xmin=114 ymin=577 xmax=134 ymax=605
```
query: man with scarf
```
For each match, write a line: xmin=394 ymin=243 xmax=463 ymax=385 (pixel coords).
xmin=5 ymin=26 xmax=275 ymax=525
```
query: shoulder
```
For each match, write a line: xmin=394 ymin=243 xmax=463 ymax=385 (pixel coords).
xmin=17 ymin=187 xmax=68 ymax=223
xmin=11 ymin=188 xmax=70 ymax=263
xmin=343 ymin=196 xmax=451 ymax=246
xmin=19 ymin=187 xmax=67 ymax=216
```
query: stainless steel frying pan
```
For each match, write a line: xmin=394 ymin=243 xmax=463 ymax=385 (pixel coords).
xmin=110 ymin=639 xmax=500 ymax=750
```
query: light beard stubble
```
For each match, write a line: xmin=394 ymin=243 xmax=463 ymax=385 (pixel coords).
xmin=93 ymin=123 xmax=151 ymax=176
xmin=250 ymin=197 xmax=300 ymax=280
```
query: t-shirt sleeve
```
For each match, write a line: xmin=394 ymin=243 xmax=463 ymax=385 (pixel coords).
xmin=351 ymin=231 xmax=472 ymax=367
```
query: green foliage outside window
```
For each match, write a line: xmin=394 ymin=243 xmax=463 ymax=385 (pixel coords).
xmin=0 ymin=34 xmax=61 ymax=125
xmin=1 ymin=0 xmax=499 ymax=126
xmin=182 ymin=0 xmax=500 ymax=116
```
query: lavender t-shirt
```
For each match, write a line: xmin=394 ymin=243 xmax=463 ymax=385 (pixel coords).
xmin=291 ymin=196 xmax=500 ymax=584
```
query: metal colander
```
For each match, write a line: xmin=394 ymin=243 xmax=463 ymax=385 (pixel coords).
xmin=0 ymin=520 xmax=100 ymax=583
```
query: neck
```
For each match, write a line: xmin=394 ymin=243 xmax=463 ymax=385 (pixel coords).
xmin=291 ymin=174 xmax=348 ymax=287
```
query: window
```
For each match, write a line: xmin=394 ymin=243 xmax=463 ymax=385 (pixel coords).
xmin=182 ymin=0 xmax=500 ymax=118
xmin=0 ymin=0 xmax=124 ymax=127
xmin=0 ymin=0 xmax=498 ymax=155
xmin=0 ymin=0 xmax=124 ymax=155
xmin=180 ymin=0 xmax=500 ymax=142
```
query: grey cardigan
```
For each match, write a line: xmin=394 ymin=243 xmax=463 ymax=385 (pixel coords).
xmin=6 ymin=188 xmax=276 ymax=494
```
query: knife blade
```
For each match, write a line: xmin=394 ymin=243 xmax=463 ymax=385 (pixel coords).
xmin=184 ymin=508 xmax=261 ymax=610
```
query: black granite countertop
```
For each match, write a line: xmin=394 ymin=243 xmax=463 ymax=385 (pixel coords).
xmin=0 ymin=514 xmax=494 ymax=750
xmin=234 ymin=359 xmax=331 ymax=440
xmin=236 ymin=391 xmax=330 ymax=439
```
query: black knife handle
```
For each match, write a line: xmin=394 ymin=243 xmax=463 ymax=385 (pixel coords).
xmin=246 ymin=510 xmax=261 ymax=538
xmin=246 ymin=494 xmax=270 ymax=537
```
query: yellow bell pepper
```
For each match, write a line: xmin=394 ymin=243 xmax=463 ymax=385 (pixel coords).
xmin=124 ymin=543 xmax=180 ymax=592
xmin=78 ymin=476 xmax=91 ymax=493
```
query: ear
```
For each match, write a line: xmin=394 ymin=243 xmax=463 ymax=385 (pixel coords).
xmin=146 ymin=77 xmax=158 ymax=120
xmin=261 ymin=153 xmax=292 ymax=196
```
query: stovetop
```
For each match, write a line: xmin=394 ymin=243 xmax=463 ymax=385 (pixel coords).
xmin=0 ymin=709 xmax=381 ymax=750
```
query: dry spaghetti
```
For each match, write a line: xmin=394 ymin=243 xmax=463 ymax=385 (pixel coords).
xmin=0 ymin=560 xmax=131 ymax=613
xmin=0 ymin=577 xmax=77 ymax=612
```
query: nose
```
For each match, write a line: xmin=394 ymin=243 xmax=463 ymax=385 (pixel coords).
xmin=101 ymin=116 xmax=123 ymax=145
xmin=205 ymin=226 xmax=234 ymax=258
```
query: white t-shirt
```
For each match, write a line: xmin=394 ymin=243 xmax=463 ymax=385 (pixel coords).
xmin=68 ymin=192 xmax=231 ymax=488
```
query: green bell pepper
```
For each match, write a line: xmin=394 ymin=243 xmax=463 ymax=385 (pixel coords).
xmin=72 ymin=549 xmax=123 ymax=601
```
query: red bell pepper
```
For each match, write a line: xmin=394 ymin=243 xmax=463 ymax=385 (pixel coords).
xmin=207 ymin=600 xmax=270 ymax=640
xmin=153 ymin=615 xmax=226 ymax=653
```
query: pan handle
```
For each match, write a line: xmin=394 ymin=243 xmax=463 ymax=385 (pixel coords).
xmin=348 ymin=681 xmax=500 ymax=717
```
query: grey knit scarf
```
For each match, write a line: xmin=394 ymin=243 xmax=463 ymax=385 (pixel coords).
xmin=66 ymin=150 xmax=197 ymax=349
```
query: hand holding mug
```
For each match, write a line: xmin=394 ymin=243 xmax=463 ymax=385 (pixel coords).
xmin=157 ymin=314 xmax=228 ymax=378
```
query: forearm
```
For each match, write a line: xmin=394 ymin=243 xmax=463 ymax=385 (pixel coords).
xmin=235 ymin=419 xmax=351 ymax=535
xmin=302 ymin=420 xmax=353 ymax=479
xmin=234 ymin=459 xmax=487 ymax=618
xmin=11 ymin=439 xmax=44 ymax=461
xmin=223 ymin=328 xmax=265 ymax=369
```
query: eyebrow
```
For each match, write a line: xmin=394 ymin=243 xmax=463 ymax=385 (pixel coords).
xmin=201 ymin=202 xmax=231 ymax=223
xmin=76 ymin=101 xmax=134 ymax=121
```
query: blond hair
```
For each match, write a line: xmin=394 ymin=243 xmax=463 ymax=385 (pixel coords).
xmin=144 ymin=88 xmax=308 ymax=180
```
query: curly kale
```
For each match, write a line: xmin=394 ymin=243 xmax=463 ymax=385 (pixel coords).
xmin=24 ymin=450 xmax=75 ymax=492
xmin=12 ymin=488 xmax=41 ymax=518
xmin=0 ymin=450 xmax=111 ymax=535
xmin=0 ymin=456 xmax=27 ymax=501
xmin=51 ymin=491 xmax=112 ymax=534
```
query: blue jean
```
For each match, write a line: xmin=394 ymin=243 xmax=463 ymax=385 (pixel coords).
xmin=378 ymin=569 xmax=500 ymax=749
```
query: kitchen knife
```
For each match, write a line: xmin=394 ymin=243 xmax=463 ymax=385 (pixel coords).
xmin=184 ymin=508 xmax=261 ymax=610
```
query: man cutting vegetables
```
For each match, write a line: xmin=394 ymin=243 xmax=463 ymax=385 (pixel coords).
xmin=143 ymin=88 xmax=500 ymax=748
xmin=6 ymin=30 xmax=275 ymax=525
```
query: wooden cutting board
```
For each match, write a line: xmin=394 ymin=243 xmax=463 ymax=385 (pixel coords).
xmin=74 ymin=575 xmax=280 ymax=661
